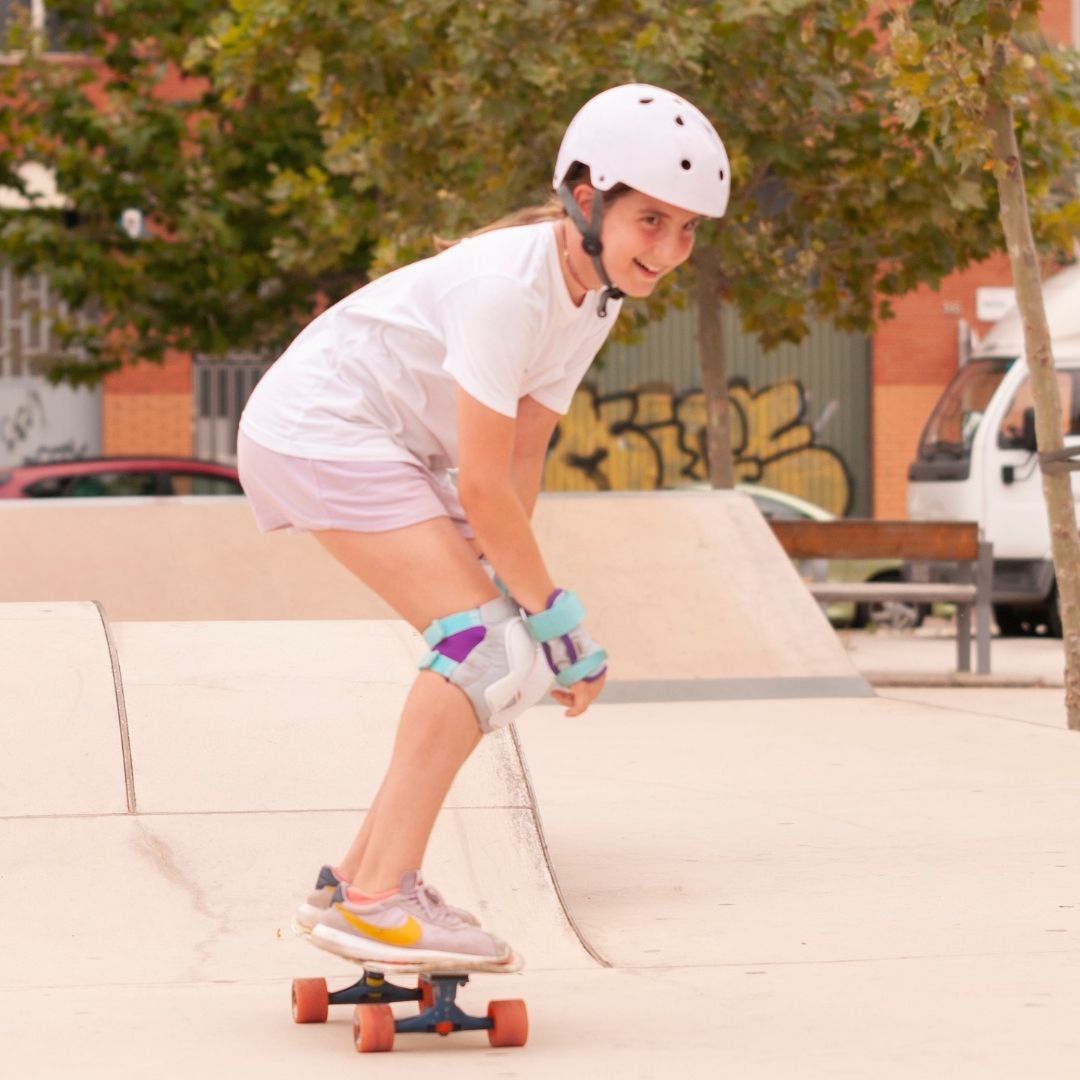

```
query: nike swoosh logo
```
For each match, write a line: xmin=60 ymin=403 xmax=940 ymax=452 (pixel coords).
xmin=335 ymin=905 xmax=423 ymax=947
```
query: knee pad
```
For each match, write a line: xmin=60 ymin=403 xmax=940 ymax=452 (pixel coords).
xmin=418 ymin=596 xmax=553 ymax=733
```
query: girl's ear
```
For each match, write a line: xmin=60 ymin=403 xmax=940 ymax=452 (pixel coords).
xmin=571 ymin=183 xmax=596 ymax=224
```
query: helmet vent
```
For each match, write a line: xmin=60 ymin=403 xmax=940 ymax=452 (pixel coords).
xmin=675 ymin=115 xmax=685 ymax=126
xmin=719 ymin=169 xmax=726 ymax=181
xmin=681 ymin=159 xmax=692 ymax=171
xmin=638 ymin=97 xmax=654 ymax=104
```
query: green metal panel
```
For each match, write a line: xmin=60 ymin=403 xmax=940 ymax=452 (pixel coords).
xmin=545 ymin=303 xmax=871 ymax=517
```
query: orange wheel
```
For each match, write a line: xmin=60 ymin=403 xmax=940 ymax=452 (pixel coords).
xmin=291 ymin=978 xmax=329 ymax=1024
xmin=487 ymin=999 xmax=528 ymax=1047
xmin=353 ymin=1004 xmax=395 ymax=1053
xmin=418 ymin=977 xmax=435 ymax=1012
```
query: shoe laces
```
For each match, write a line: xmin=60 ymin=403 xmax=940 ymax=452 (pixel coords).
xmin=408 ymin=879 xmax=480 ymax=928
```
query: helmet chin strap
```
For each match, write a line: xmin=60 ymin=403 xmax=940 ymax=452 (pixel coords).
xmin=556 ymin=184 xmax=624 ymax=317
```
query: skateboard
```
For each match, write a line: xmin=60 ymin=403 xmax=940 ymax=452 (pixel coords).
xmin=290 ymin=954 xmax=528 ymax=1053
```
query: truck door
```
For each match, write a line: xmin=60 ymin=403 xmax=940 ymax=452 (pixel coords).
xmin=984 ymin=368 xmax=1080 ymax=564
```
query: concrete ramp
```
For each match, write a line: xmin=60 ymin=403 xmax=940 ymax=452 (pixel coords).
xmin=0 ymin=608 xmax=595 ymax=1000
xmin=0 ymin=491 xmax=869 ymax=698
xmin=539 ymin=492 xmax=868 ymax=697
xmin=0 ymin=601 xmax=129 ymax=816
xmin=4 ymin=607 xmax=1080 ymax=1077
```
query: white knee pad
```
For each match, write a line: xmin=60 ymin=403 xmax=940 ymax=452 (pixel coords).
xmin=419 ymin=596 xmax=554 ymax=734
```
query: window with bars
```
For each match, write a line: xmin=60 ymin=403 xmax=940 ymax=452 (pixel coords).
xmin=193 ymin=354 xmax=271 ymax=464
xmin=0 ymin=264 xmax=90 ymax=377
xmin=0 ymin=0 xmax=87 ymax=54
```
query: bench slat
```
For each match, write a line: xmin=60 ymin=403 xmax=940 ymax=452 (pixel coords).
xmin=807 ymin=582 xmax=976 ymax=603
xmin=770 ymin=520 xmax=980 ymax=561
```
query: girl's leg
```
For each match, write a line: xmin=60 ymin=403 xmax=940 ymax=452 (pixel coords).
xmin=314 ymin=517 xmax=500 ymax=894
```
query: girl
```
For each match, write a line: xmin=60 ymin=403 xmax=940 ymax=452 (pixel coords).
xmin=237 ymin=83 xmax=730 ymax=968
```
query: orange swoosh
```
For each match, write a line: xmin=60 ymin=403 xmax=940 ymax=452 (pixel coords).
xmin=335 ymin=905 xmax=423 ymax=947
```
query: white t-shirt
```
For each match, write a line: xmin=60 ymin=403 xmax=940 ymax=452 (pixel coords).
xmin=239 ymin=221 xmax=621 ymax=470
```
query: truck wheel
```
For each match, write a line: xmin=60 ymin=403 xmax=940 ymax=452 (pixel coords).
xmin=993 ymin=604 xmax=1031 ymax=637
xmin=1045 ymin=588 xmax=1063 ymax=638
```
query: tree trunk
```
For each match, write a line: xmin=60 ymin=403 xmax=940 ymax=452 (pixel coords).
xmin=988 ymin=68 xmax=1080 ymax=730
xmin=694 ymin=246 xmax=735 ymax=488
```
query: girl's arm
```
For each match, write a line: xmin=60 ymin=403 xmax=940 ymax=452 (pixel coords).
xmin=455 ymin=386 xmax=556 ymax=613
xmin=457 ymin=386 xmax=606 ymax=717
xmin=509 ymin=393 xmax=561 ymax=519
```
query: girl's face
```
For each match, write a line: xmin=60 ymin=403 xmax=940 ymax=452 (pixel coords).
xmin=581 ymin=188 xmax=701 ymax=298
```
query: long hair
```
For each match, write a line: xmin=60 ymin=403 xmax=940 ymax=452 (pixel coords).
xmin=434 ymin=162 xmax=630 ymax=251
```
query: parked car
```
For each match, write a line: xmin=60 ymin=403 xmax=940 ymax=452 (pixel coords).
xmin=739 ymin=483 xmax=926 ymax=630
xmin=0 ymin=456 xmax=243 ymax=498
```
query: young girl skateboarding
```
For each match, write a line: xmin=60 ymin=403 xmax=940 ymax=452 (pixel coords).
xmin=238 ymin=83 xmax=730 ymax=968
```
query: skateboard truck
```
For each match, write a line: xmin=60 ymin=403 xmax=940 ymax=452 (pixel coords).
xmin=292 ymin=968 xmax=528 ymax=1052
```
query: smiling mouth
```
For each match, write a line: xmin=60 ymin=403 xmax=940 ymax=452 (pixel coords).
xmin=633 ymin=258 xmax=662 ymax=278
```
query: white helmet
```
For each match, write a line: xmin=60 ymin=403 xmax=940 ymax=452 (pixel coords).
xmin=553 ymin=84 xmax=731 ymax=218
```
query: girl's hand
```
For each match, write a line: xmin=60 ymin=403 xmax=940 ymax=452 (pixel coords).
xmin=551 ymin=670 xmax=607 ymax=718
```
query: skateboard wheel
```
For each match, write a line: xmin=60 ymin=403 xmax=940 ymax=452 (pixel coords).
xmin=291 ymin=978 xmax=329 ymax=1024
xmin=354 ymin=1003 xmax=395 ymax=1053
xmin=418 ymin=976 xmax=435 ymax=1012
xmin=487 ymin=999 xmax=528 ymax=1047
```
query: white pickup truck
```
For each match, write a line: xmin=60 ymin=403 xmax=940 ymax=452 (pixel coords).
xmin=907 ymin=264 xmax=1080 ymax=637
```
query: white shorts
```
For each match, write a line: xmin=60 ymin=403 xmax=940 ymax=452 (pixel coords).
xmin=237 ymin=431 xmax=475 ymax=539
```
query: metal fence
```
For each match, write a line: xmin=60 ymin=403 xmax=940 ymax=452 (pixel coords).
xmin=553 ymin=303 xmax=872 ymax=516
xmin=0 ymin=264 xmax=101 ymax=465
xmin=193 ymin=353 xmax=271 ymax=464
xmin=0 ymin=264 xmax=73 ymax=377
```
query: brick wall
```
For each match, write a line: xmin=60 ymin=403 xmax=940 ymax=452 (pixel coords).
xmin=872 ymin=254 xmax=1015 ymax=518
xmin=101 ymin=348 xmax=193 ymax=456
xmin=1041 ymin=0 xmax=1075 ymax=44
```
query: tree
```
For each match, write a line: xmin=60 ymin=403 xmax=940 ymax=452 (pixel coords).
xmin=0 ymin=0 xmax=375 ymax=383
xmin=883 ymin=0 xmax=1080 ymax=728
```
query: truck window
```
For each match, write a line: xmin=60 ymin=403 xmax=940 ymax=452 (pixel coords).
xmin=917 ymin=357 xmax=1014 ymax=462
xmin=998 ymin=371 xmax=1080 ymax=448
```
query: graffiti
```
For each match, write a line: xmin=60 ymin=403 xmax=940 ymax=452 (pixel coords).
xmin=543 ymin=379 xmax=855 ymax=516
xmin=23 ymin=440 xmax=91 ymax=465
xmin=0 ymin=388 xmax=94 ymax=465
xmin=0 ymin=389 xmax=47 ymax=455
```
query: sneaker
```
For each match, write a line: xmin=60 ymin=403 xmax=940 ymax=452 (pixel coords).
xmin=310 ymin=870 xmax=512 ymax=966
xmin=292 ymin=865 xmax=344 ymax=936
xmin=292 ymin=864 xmax=482 ymax=937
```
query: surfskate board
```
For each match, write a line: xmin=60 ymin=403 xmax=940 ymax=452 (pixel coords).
xmin=291 ymin=953 xmax=527 ymax=1053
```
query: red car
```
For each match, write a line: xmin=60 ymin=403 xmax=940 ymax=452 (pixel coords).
xmin=0 ymin=456 xmax=243 ymax=498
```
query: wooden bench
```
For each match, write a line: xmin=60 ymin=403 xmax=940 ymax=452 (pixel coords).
xmin=768 ymin=520 xmax=993 ymax=675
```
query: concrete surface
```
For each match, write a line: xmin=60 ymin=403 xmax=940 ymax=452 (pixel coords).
xmin=3 ymin=492 xmax=1080 ymax=1077
xmin=841 ymin=618 xmax=1067 ymax=687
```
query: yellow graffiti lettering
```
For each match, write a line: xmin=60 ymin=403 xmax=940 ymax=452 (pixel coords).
xmin=543 ymin=380 xmax=853 ymax=516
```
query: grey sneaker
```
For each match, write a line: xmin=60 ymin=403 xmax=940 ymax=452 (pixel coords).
xmin=292 ymin=865 xmax=344 ymax=936
xmin=293 ymin=865 xmax=481 ymax=937
xmin=310 ymin=870 xmax=512 ymax=966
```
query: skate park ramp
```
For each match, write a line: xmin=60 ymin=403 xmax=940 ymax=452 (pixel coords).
xmin=4 ymin=600 xmax=1080 ymax=1077
xmin=0 ymin=603 xmax=599 ymax=1077
xmin=0 ymin=490 xmax=870 ymax=699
